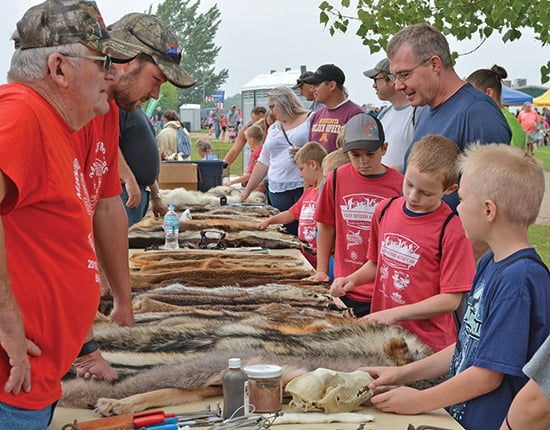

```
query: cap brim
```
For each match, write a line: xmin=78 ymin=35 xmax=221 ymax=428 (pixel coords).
xmin=343 ymin=140 xmax=383 ymax=153
xmin=86 ymin=38 xmax=142 ymax=61
xmin=292 ymin=82 xmax=303 ymax=90
xmin=362 ymin=68 xmax=379 ymax=78
xmin=154 ymin=55 xmax=196 ymax=89
xmin=302 ymin=76 xmax=323 ymax=85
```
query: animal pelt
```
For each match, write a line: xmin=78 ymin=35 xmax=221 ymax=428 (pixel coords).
xmin=159 ymin=186 xmax=266 ymax=207
xmin=61 ymin=306 xmax=437 ymax=416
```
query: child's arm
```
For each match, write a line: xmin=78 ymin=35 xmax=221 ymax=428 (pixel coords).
xmin=330 ymin=260 xmax=377 ymax=297
xmin=371 ymin=364 xmax=504 ymax=415
xmin=500 ymin=379 xmax=550 ymax=430
xmin=257 ymin=211 xmax=296 ymax=230
xmin=224 ymin=172 xmax=250 ymax=186
xmin=364 ymin=292 xmax=463 ymax=325
xmin=241 ymin=161 xmax=268 ymax=202
xmin=307 ymin=222 xmax=334 ymax=282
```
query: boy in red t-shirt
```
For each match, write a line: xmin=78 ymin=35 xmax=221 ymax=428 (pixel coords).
xmin=224 ymin=125 xmax=264 ymax=188
xmin=258 ymin=142 xmax=327 ymax=267
xmin=311 ymin=113 xmax=404 ymax=317
xmin=331 ymin=135 xmax=475 ymax=351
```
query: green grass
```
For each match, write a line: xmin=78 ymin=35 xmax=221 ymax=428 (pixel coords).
xmin=189 ymin=130 xmax=244 ymax=178
xmin=534 ymin=146 xmax=550 ymax=171
xmin=529 ymin=224 xmax=550 ymax=266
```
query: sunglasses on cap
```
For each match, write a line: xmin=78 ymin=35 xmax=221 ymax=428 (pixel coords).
xmin=128 ymin=27 xmax=182 ymax=64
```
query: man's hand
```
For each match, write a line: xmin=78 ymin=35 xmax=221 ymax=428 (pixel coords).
xmin=73 ymin=349 xmax=118 ymax=382
xmin=124 ymin=179 xmax=141 ymax=208
xmin=3 ymin=334 xmax=41 ymax=395
xmin=151 ymin=198 xmax=168 ymax=218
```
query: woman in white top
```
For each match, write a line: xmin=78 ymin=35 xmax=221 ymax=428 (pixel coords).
xmin=241 ymin=86 xmax=311 ymax=235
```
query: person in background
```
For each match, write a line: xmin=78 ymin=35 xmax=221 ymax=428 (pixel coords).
xmin=467 ymin=65 xmax=526 ymax=149
xmin=257 ymin=142 xmax=327 ymax=267
xmin=363 ymin=57 xmax=416 ymax=172
xmin=240 ymin=87 xmax=311 ymax=235
xmin=196 ymin=138 xmax=219 ymax=160
xmin=0 ymin=0 xmax=139 ymax=426
xmin=224 ymin=106 xmax=266 ymax=166
xmin=157 ymin=109 xmax=191 ymax=160
xmin=517 ymin=102 xmax=539 ymax=155
xmin=224 ymin=125 xmax=264 ymax=187
xmin=303 ymin=64 xmax=364 ymax=153
xmin=220 ymin=114 xmax=228 ymax=140
xmin=293 ymin=70 xmax=324 ymax=112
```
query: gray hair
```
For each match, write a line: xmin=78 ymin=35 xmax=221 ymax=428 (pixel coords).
xmin=267 ymin=86 xmax=308 ymax=122
xmin=196 ymin=138 xmax=212 ymax=152
xmin=387 ymin=23 xmax=453 ymax=69
xmin=7 ymin=38 xmax=87 ymax=82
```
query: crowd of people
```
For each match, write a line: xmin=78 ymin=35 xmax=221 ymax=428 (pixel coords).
xmin=0 ymin=2 xmax=549 ymax=429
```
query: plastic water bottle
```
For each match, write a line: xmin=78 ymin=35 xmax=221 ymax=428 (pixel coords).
xmin=222 ymin=358 xmax=249 ymax=420
xmin=163 ymin=204 xmax=179 ymax=250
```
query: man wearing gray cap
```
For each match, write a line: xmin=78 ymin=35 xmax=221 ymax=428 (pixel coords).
xmin=73 ymin=12 xmax=196 ymax=382
xmin=0 ymin=0 xmax=140 ymax=426
xmin=293 ymin=70 xmax=323 ymax=112
xmin=363 ymin=57 xmax=416 ymax=172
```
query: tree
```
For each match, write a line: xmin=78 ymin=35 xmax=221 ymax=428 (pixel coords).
xmin=155 ymin=0 xmax=229 ymax=105
xmin=319 ymin=0 xmax=550 ymax=83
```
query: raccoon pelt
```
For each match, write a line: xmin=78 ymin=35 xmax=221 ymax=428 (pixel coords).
xmin=61 ymin=321 xmax=436 ymax=412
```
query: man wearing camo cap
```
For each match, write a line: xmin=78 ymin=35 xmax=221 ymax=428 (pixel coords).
xmin=0 ymin=0 xmax=141 ymax=426
xmin=72 ymin=13 xmax=196 ymax=382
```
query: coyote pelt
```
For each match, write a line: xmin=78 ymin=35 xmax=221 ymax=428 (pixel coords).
xmin=61 ymin=312 xmax=434 ymax=413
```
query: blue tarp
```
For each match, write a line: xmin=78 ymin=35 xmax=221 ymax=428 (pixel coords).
xmin=501 ymin=86 xmax=533 ymax=105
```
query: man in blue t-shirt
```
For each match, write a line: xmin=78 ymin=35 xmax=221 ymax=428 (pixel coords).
xmin=386 ymin=24 xmax=511 ymax=212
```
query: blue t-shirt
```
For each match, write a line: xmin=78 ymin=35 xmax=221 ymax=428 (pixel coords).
xmin=405 ymin=83 xmax=512 ymax=211
xmin=448 ymin=248 xmax=550 ymax=430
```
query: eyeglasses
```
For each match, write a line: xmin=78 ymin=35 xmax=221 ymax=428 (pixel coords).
xmin=128 ymin=28 xmax=182 ymax=64
xmin=269 ymin=104 xmax=275 ymax=110
xmin=388 ymin=57 xmax=432 ymax=83
xmin=61 ymin=53 xmax=112 ymax=70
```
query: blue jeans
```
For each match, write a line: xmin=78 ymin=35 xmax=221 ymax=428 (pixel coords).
xmin=268 ymin=187 xmax=303 ymax=236
xmin=0 ymin=401 xmax=56 ymax=430
xmin=120 ymin=184 xmax=149 ymax=227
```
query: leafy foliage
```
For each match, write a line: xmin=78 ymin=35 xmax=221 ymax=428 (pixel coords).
xmin=318 ymin=0 xmax=550 ymax=83
xmin=155 ymin=0 xmax=229 ymax=105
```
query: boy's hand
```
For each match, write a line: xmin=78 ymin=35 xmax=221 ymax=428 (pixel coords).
xmin=305 ymin=271 xmax=330 ymax=282
xmin=356 ymin=365 xmax=404 ymax=390
xmin=362 ymin=308 xmax=401 ymax=325
xmin=330 ymin=277 xmax=354 ymax=297
xmin=257 ymin=219 xmax=270 ymax=230
xmin=370 ymin=386 xmax=424 ymax=415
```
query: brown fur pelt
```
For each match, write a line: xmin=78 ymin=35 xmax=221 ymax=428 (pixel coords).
xmin=127 ymin=250 xmax=320 ymax=291
xmin=61 ymin=304 xmax=439 ymax=415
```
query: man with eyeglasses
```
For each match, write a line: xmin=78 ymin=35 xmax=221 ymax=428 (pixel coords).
xmin=72 ymin=12 xmax=195 ymax=382
xmin=0 ymin=0 xmax=141 ymax=427
xmin=363 ymin=57 xmax=417 ymax=172
xmin=386 ymin=23 xmax=511 ymax=211
xmin=293 ymin=70 xmax=324 ymax=112
xmin=302 ymin=64 xmax=364 ymax=154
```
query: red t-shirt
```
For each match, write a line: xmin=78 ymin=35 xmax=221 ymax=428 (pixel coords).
xmin=247 ymin=145 xmax=263 ymax=174
xmin=368 ymin=197 xmax=474 ymax=351
xmin=315 ymin=164 xmax=403 ymax=302
xmin=289 ymin=186 xmax=320 ymax=267
xmin=76 ymin=100 xmax=122 ymax=210
xmin=0 ymin=84 xmax=100 ymax=409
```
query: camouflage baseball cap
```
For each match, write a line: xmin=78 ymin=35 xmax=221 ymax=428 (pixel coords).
xmin=109 ymin=13 xmax=195 ymax=89
xmin=14 ymin=0 xmax=140 ymax=60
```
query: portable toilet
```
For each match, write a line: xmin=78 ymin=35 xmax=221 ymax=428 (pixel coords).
xmin=179 ymin=103 xmax=201 ymax=132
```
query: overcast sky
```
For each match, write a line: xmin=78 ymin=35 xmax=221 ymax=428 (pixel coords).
xmin=2 ymin=0 xmax=549 ymax=107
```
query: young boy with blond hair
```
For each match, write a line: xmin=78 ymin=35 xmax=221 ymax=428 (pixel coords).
xmin=331 ymin=135 xmax=475 ymax=351
xmin=311 ymin=113 xmax=404 ymax=317
xmin=224 ymin=125 xmax=264 ymax=187
xmin=359 ymin=144 xmax=550 ymax=430
xmin=258 ymin=142 xmax=327 ymax=267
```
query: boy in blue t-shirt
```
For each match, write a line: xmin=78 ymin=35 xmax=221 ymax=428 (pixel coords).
xmin=358 ymin=144 xmax=550 ymax=430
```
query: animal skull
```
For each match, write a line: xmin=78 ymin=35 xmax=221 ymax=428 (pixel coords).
xmin=285 ymin=368 xmax=374 ymax=413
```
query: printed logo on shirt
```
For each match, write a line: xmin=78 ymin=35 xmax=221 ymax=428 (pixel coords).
xmin=300 ymin=202 xmax=316 ymax=225
xmin=379 ymin=233 xmax=420 ymax=270
xmin=87 ymin=140 xmax=108 ymax=210
xmin=73 ymin=158 xmax=93 ymax=216
xmin=302 ymin=225 xmax=316 ymax=245
xmin=340 ymin=193 xmax=384 ymax=230
xmin=346 ymin=230 xmax=363 ymax=249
